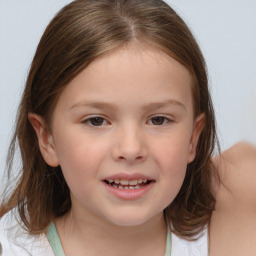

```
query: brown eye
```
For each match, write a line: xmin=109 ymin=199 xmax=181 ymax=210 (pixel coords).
xmin=150 ymin=116 xmax=167 ymax=125
xmin=88 ymin=117 xmax=105 ymax=126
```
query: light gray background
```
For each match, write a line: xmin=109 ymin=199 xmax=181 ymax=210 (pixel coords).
xmin=0 ymin=0 xmax=256 ymax=185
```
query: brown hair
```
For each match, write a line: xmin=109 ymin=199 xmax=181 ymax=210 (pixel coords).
xmin=0 ymin=0 xmax=219 ymax=239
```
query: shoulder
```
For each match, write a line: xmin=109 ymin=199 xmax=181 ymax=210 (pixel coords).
xmin=213 ymin=141 xmax=256 ymax=207
xmin=209 ymin=142 xmax=256 ymax=255
xmin=0 ymin=210 xmax=54 ymax=256
xmin=219 ymin=141 xmax=256 ymax=170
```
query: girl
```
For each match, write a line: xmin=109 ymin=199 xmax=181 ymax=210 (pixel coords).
xmin=0 ymin=0 xmax=255 ymax=255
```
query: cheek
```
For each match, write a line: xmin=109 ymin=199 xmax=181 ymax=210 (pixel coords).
xmin=53 ymin=132 xmax=108 ymax=186
xmin=150 ymin=132 xmax=190 ymax=197
xmin=151 ymin=129 xmax=192 ymax=168
xmin=160 ymin=145 xmax=188 ymax=189
xmin=158 ymin=151 xmax=188 ymax=208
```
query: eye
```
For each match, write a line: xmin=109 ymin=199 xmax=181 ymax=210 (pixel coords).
xmin=149 ymin=116 xmax=171 ymax=126
xmin=82 ymin=117 xmax=108 ymax=126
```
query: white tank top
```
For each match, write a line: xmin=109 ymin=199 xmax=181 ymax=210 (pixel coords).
xmin=169 ymin=227 xmax=208 ymax=256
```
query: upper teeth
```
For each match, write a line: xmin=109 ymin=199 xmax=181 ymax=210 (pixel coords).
xmin=108 ymin=179 xmax=148 ymax=185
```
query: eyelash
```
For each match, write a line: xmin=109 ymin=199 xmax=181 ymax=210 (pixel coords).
xmin=82 ymin=115 xmax=173 ymax=127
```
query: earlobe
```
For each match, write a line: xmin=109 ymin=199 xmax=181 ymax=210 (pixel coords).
xmin=187 ymin=113 xmax=205 ymax=163
xmin=28 ymin=113 xmax=60 ymax=167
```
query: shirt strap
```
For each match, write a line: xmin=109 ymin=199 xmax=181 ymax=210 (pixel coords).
xmin=46 ymin=222 xmax=172 ymax=256
xmin=164 ymin=227 xmax=172 ymax=256
xmin=47 ymin=222 xmax=66 ymax=256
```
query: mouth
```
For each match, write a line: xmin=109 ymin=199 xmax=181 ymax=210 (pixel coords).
xmin=104 ymin=178 xmax=152 ymax=190
xmin=102 ymin=174 xmax=155 ymax=200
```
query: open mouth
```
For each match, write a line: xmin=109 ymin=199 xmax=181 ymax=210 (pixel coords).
xmin=104 ymin=178 xmax=152 ymax=190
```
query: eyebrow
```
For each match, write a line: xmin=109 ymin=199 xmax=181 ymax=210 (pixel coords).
xmin=69 ymin=99 xmax=186 ymax=111
xmin=142 ymin=100 xmax=186 ymax=112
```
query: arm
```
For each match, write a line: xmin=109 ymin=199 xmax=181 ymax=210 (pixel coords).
xmin=214 ymin=141 xmax=256 ymax=206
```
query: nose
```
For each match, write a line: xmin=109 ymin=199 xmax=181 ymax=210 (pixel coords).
xmin=111 ymin=125 xmax=148 ymax=164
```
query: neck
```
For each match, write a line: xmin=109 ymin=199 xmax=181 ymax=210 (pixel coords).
xmin=55 ymin=209 xmax=167 ymax=256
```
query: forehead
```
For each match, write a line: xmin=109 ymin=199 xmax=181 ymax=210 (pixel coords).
xmin=54 ymin=45 xmax=193 ymax=115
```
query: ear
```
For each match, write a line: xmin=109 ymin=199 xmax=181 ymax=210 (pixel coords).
xmin=28 ymin=113 xmax=60 ymax=167
xmin=187 ymin=113 xmax=205 ymax=163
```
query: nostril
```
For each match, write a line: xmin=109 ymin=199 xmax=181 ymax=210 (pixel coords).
xmin=117 ymin=155 xmax=144 ymax=162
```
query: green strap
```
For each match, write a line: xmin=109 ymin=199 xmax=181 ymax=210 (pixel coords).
xmin=46 ymin=222 xmax=171 ymax=256
xmin=164 ymin=228 xmax=172 ymax=256
xmin=47 ymin=222 xmax=66 ymax=256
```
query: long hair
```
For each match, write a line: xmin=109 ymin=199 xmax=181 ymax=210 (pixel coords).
xmin=0 ymin=0 xmax=219 ymax=239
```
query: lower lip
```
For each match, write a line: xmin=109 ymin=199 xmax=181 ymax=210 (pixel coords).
xmin=102 ymin=181 xmax=154 ymax=200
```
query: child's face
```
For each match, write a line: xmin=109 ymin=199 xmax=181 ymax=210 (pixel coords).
xmin=37 ymin=46 xmax=204 ymax=227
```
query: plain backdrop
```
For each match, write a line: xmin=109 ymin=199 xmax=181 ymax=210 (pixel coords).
xmin=0 ymin=0 xmax=256 ymax=189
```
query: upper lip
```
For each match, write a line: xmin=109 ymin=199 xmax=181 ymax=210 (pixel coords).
xmin=103 ymin=173 xmax=154 ymax=181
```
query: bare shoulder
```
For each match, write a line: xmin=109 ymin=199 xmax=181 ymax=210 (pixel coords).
xmin=213 ymin=141 xmax=256 ymax=206
xmin=220 ymin=141 xmax=256 ymax=169
xmin=209 ymin=142 xmax=256 ymax=255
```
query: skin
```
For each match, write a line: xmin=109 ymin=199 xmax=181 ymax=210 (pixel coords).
xmin=30 ymin=45 xmax=204 ymax=256
xmin=210 ymin=142 xmax=256 ymax=256
xmin=29 ymin=45 xmax=256 ymax=255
